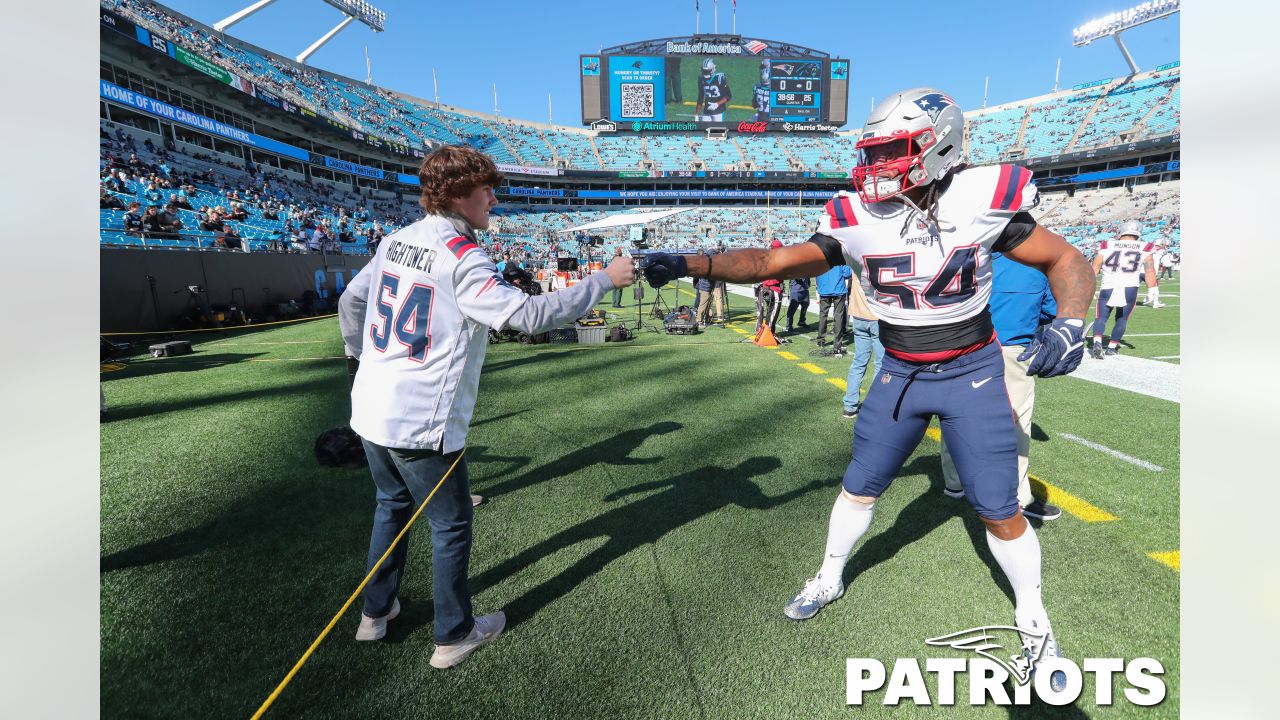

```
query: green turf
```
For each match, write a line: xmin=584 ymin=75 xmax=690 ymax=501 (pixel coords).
xmin=101 ymin=289 xmax=1179 ymax=718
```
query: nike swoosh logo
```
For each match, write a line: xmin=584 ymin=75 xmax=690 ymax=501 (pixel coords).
xmin=971 ymin=377 xmax=992 ymax=389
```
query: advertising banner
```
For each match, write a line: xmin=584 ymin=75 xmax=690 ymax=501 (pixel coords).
xmin=100 ymin=80 xmax=308 ymax=161
xmin=608 ymin=56 xmax=666 ymax=121
xmin=173 ymin=45 xmax=234 ymax=85
xmin=322 ymin=156 xmax=388 ymax=180
xmin=576 ymin=189 xmax=808 ymax=200
xmin=495 ymin=163 xmax=560 ymax=177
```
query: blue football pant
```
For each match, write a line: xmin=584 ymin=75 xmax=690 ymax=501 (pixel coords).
xmin=842 ymin=341 xmax=1020 ymax=521
xmin=940 ymin=345 xmax=1035 ymax=507
xmin=1091 ymin=286 xmax=1138 ymax=342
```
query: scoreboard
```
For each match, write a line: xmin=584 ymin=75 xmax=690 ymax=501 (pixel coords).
xmin=765 ymin=59 xmax=823 ymax=122
xmin=580 ymin=36 xmax=849 ymax=133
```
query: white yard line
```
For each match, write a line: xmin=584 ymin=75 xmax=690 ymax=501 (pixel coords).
xmin=1059 ymin=433 xmax=1166 ymax=472
xmin=1154 ymin=355 xmax=1180 ymax=360
xmin=1123 ymin=332 xmax=1180 ymax=337
xmin=1071 ymin=352 xmax=1180 ymax=403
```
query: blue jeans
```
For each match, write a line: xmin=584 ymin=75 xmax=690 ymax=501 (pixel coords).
xmin=842 ymin=318 xmax=885 ymax=412
xmin=361 ymin=439 xmax=475 ymax=644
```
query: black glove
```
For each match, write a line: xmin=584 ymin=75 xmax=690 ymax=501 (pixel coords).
xmin=641 ymin=252 xmax=688 ymax=288
xmin=346 ymin=356 xmax=360 ymax=378
xmin=1018 ymin=318 xmax=1085 ymax=378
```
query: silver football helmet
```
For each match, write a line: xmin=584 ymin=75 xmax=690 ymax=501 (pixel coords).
xmin=851 ymin=87 xmax=965 ymax=203
xmin=1117 ymin=220 xmax=1142 ymax=239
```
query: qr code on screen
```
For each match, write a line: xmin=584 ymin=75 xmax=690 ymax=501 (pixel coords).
xmin=620 ymin=83 xmax=654 ymax=118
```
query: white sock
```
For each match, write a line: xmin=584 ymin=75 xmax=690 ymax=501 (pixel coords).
xmin=985 ymin=526 xmax=1051 ymax=635
xmin=817 ymin=494 xmax=874 ymax=584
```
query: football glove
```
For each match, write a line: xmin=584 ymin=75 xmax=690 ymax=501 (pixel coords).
xmin=641 ymin=252 xmax=688 ymax=288
xmin=1019 ymin=318 xmax=1086 ymax=378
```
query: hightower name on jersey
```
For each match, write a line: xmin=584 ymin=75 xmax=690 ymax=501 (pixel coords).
xmin=382 ymin=237 xmax=440 ymax=274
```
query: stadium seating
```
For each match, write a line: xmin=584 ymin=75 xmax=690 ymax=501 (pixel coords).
xmin=113 ymin=1 xmax=1180 ymax=174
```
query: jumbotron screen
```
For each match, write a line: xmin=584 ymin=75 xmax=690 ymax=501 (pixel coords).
xmin=580 ymin=38 xmax=848 ymax=132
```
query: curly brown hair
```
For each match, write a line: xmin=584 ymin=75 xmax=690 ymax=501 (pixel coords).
xmin=417 ymin=145 xmax=503 ymax=216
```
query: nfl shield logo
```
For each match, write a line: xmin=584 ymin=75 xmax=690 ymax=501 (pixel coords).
xmin=881 ymin=374 xmax=891 ymax=384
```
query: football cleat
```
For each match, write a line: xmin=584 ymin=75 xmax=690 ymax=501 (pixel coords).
xmin=1089 ymin=344 xmax=1104 ymax=360
xmin=842 ymin=408 xmax=859 ymax=419
xmin=783 ymin=575 xmax=844 ymax=621
xmin=1103 ymin=346 xmax=1119 ymax=357
xmin=1028 ymin=630 xmax=1069 ymax=694
xmin=1022 ymin=499 xmax=1062 ymax=521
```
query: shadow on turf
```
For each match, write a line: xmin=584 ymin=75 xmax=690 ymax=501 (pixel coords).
xmin=388 ymin=456 xmax=825 ymax=639
xmin=101 ymin=352 xmax=267 ymax=381
xmin=836 ymin=455 xmax=1089 ymax=719
xmin=100 ymin=373 xmax=335 ymax=422
xmin=474 ymin=420 xmax=684 ymax=499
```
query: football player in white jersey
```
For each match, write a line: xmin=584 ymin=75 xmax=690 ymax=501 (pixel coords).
xmin=1089 ymin=220 xmax=1159 ymax=358
xmin=642 ymin=88 xmax=1095 ymax=689
xmin=339 ymin=146 xmax=634 ymax=668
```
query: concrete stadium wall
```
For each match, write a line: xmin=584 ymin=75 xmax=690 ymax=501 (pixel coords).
xmin=101 ymin=248 xmax=370 ymax=332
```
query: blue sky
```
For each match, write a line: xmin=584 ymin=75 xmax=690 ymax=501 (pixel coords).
xmin=157 ymin=0 xmax=1179 ymax=127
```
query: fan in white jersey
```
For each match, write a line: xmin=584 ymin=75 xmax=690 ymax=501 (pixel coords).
xmin=1088 ymin=220 xmax=1158 ymax=358
xmin=641 ymin=87 xmax=1097 ymax=692
xmin=338 ymin=145 xmax=634 ymax=668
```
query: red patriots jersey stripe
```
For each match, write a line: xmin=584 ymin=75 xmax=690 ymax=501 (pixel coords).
xmin=825 ymin=196 xmax=858 ymax=229
xmin=990 ymin=164 xmax=1031 ymax=211
xmin=477 ymin=276 xmax=498 ymax=297
xmin=446 ymin=235 xmax=479 ymax=259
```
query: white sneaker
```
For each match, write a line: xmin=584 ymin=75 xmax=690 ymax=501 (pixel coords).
xmin=355 ymin=598 xmax=400 ymax=641
xmin=429 ymin=611 xmax=506 ymax=669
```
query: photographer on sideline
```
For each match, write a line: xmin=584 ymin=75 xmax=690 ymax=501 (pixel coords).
xmin=338 ymin=145 xmax=634 ymax=669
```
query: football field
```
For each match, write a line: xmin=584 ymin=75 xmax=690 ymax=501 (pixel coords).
xmin=100 ymin=277 xmax=1180 ymax=718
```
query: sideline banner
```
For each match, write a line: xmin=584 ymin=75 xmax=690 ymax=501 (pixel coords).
xmin=100 ymin=80 xmax=308 ymax=161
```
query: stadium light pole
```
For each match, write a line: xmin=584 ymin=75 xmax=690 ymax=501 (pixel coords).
xmin=1072 ymin=0 xmax=1180 ymax=75
xmin=297 ymin=15 xmax=354 ymax=64
xmin=213 ymin=0 xmax=278 ymax=32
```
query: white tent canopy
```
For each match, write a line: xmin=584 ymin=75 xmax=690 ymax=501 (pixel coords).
xmin=557 ymin=208 xmax=692 ymax=234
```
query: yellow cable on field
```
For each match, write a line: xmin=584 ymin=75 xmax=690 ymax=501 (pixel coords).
xmin=102 ymin=314 xmax=337 ymax=336
xmin=249 ymin=448 xmax=466 ymax=720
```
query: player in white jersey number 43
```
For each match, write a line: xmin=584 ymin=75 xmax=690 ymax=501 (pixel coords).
xmin=642 ymin=87 xmax=1096 ymax=692
xmin=1089 ymin=220 xmax=1159 ymax=358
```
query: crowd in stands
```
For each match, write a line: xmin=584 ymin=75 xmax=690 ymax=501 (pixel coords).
xmin=100 ymin=119 xmax=413 ymax=253
xmin=111 ymin=0 xmax=1178 ymax=174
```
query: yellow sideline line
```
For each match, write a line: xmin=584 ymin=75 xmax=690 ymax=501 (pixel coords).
xmin=796 ymin=363 xmax=827 ymax=375
xmin=825 ymin=378 xmax=847 ymax=391
xmin=776 ymin=351 xmax=799 ymax=360
xmin=922 ymin=428 xmax=1116 ymax=523
xmin=250 ymin=450 xmax=466 ymax=719
xmin=1147 ymin=551 xmax=1180 ymax=572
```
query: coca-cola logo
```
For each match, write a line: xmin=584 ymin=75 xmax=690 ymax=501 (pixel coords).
xmin=737 ymin=121 xmax=768 ymax=133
